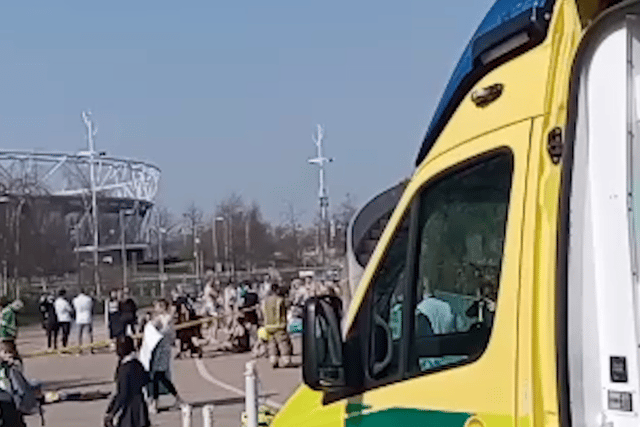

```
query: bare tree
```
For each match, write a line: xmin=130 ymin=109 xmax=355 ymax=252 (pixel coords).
xmin=332 ymin=193 xmax=358 ymax=254
xmin=182 ymin=202 xmax=203 ymax=259
xmin=279 ymin=201 xmax=305 ymax=265
xmin=215 ymin=193 xmax=244 ymax=273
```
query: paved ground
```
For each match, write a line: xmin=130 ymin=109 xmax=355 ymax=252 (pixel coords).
xmin=17 ymin=320 xmax=302 ymax=427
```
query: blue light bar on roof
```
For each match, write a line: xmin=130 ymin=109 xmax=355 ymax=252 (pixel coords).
xmin=415 ymin=0 xmax=557 ymax=166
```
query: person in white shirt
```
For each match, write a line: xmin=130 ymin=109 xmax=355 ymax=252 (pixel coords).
xmin=415 ymin=277 xmax=455 ymax=335
xmin=54 ymin=289 xmax=74 ymax=348
xmin=72 ymin=289 xmax=94 ymax=354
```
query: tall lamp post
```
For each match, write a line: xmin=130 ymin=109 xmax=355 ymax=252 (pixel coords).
xmin=244 ymin=211 xmax=251 ymax=273
xmin=183 ymin=213 xmax=201 ymax=284
xmin=0 ymin=195 xmax=10 ymax=296
xmin=149 ymin=218 xmax=169 ymax=297
xmin=81 ymin=111 xmax=101 ymax=296
xmin=119 ymin=208 xmax=136 ymax=288
xmin=307 ymin=125 xmax=333 ymax=267
xmin=214 ymin=216 xmax=224 ymax=276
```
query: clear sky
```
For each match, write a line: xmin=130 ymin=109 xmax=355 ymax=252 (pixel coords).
xmin=0 ymin=0 xmax=494 ymax=225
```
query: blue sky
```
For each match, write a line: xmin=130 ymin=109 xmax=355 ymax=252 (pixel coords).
xmin=0 ymin=1 xmax=494 ymax=224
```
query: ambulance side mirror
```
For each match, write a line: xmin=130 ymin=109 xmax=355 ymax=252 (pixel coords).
xmin=302 ymin=296 xmax=346 ymax=391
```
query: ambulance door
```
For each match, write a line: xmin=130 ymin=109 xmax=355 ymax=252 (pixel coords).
xmin=344 ymin=120 xmax=530 ymax=426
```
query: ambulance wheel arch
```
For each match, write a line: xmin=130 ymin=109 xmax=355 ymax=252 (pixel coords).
xmin=302 ymin=120 xmax=532 ymax=426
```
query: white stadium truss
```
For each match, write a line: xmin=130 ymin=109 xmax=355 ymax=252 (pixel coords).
xmin=0 ymin=150 xmax=161 ymax=256
xmin=0 ymin=150 xmax=160 ymax=202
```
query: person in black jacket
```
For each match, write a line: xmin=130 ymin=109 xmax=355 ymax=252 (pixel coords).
xmin=39 ymin=293 xmax=58 ymax=350
xmin=104 ymin=336 xmax=150 ymax=427
xmin=119 ymin=288 xmax=138 ymax=337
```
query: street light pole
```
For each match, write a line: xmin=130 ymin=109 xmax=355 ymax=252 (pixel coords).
xmin=120 ymin=209 xmax=127 ymax=288
xmin=1 ymin=260 xmax=6 ymax=297
xmin=307 ymin=125 xmax=333 ymax=267
xmin=194 ymin=230 xmax=201 ymax=284
xmin=159 ymin=227 xmax=166 ymax=297
xmin=73 ymin=224 xmax=81 ymax=287
xmin=0 ymin=197 xmax=9 ymax=296
xmin=245 ymin=213 xmax=250 ymax=273
xmin=229 ymin=214 xmax=235 ymax=280
xmin=223 ymin=217 xmax=229 ymax=275
xmin=212 ymin=217 xmax=217 ymax=274
xmin=120 ymin=208 xmax=136 ymax=288
xmin=82 ymin=111 xmax=101 ymax=297
xmin=214 ymin=216 xmax=224 ymax=276
xmin=13 ymin=198 xmax=25 ymax=296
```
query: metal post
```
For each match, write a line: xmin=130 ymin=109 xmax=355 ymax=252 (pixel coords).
xmin=74 ymin=224 xmax=81 ymax=287
xmin=229 ymin=215 xmax=235 ymax=280
xmin=307 ymin=125 xmax=333 ymax=267
xmin=120 ymin=209 xmax=127 ymax=288
xmin=13 ymin=199 xmax=24 ymax=287
xmin=181 ymin=403 xmax=192 ymax=427
xmin=202 ymin=404 xmax=214 ymax=427
xmin=223 ymin=218 xmax=229 ymax=274
xmin=212 ymin=217 xmax=218 ymax=272
xmin=83 ymin=111 xmax=101 ymax=297
xmin=159 ymin=227 xmax=165 ymax=298
xmin=194 ymin=229 xmax=200 ymax=284
xmin=244 ymin=361 xmax=258 ymax=427
xmin=245 ymin=212 xmax=250 ymax=272
xmin=1 ymin=260 xmax=6 ymax=296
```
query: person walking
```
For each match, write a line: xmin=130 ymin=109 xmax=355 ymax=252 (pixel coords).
xmin=106 ymin=290 xmax=123 ymax=340
xmin=0 ymin=298 xmax=23 ymax=344
xmin=261 ymin=283 xmax=293 ymax=368
xmin=54 ymin=289 xmax=73 ymax=348
xmin=72 ymin=289 xmax=94 ymax=354
xmin=147 ymin=299 xmax=183 ymax=414
xmin=119 ymin=288 xmax=138 ymax=337
xmin=104 ymin=336 xmax=150 ymax=427
xmin=39 ymin=294 xmax=57 ymax=350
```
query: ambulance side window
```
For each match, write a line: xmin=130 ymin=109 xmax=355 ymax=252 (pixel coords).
xmin=409 ymin=152 xmax=513 ymax=374
xmin=367 ymin=214 xmax=410 ymax=382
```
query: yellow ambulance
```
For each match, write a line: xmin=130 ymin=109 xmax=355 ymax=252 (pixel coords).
xmin=274 ymin=1 xmax=640 ymax=426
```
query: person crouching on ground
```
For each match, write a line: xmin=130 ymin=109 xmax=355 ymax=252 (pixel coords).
xmin=104 ymin=336 xmax=150 ymax=427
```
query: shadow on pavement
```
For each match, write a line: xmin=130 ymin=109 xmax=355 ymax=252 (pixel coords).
xmin=157 ymin=392 xmax=280 ymax=413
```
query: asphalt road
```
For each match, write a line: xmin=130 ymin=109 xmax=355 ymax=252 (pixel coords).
xmin=16 ymin=319 xmax=302 ymax=427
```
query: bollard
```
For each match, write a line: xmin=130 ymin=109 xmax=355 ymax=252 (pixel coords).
xmin=245 ymin=361 xmax=258 ymax=427
xmin=202 ymin=404 xmax=214 ymax=427
xmin=181 ymin=403 xmax=192 ymax=427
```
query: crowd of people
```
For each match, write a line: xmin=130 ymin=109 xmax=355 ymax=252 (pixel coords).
xmin=199 ymin=274 xmax=342 ymax=368
xmin=0 ymin=272 xmax=343 ymax=426
xmin=38 ymin=288 xmax=96 ymax=351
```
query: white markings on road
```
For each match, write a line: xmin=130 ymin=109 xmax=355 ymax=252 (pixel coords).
xmin=193 ymin=359 xmax=283 ymax=409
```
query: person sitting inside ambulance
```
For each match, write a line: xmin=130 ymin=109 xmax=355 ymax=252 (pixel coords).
xmin=465 ymin=280 xmax=497 ymax=327
xmin=415 ymin=277 xmax=455 ymax=336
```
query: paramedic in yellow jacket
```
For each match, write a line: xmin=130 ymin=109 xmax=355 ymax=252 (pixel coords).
xmin=261 ymin=283 xmax=293 ymax=368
